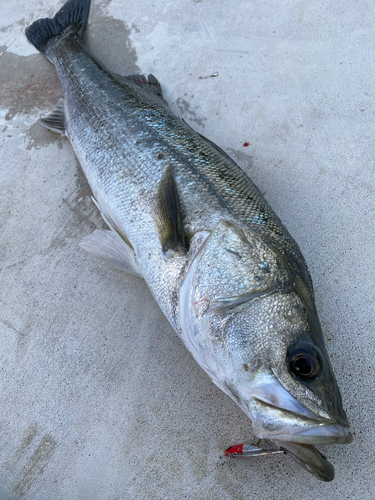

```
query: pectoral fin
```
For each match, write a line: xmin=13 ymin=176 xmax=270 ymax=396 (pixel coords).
xmin=155 ymin=166 xmax=187 ymax=251
xmin=85 ymin=196 xmax=141 ymax=275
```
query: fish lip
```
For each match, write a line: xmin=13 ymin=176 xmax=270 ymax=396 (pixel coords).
xmin=250 ymin=397 xmax=353 ymax=445
xmin=257 ymin=422 xmax=353 ymax=445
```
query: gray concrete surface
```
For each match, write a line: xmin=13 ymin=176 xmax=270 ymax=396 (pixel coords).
xmin=1 ymin=0 xmax=374 ymax=498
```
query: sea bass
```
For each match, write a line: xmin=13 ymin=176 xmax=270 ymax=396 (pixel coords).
xmin=26 ymin=0 xmax=352 ymax=481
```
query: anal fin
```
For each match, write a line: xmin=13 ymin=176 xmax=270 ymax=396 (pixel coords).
xmin=41 ymin=98 xmax=66 ymax=134
xmin=80 ymin=229 xmax=142 ymax=276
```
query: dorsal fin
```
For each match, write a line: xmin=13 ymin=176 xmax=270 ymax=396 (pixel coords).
xmin=112 ymin=72 xmax=169 ymax=107
xmin=127 ymin=74 xmax=164 ymax=99
xmin=181 ymin=118 xmax=237 ymax=165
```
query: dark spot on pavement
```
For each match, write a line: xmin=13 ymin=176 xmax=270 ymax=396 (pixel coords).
xmin=11 ymin=423 xmax=39 ymax=469
xmin=0 ymin=52 xmax=63 ymax=121
xmin=175 ymin=97 xmax=206 ymax=128
xmin=90 ymin=0 xmax=113 ymax=17
xmin=13 ymin=434 xmax=57 ymax=497
xmin=40 ymin=156 xmax=102 ymax=256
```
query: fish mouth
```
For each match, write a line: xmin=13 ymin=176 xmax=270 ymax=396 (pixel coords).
xmin=248 ymin=397 xmax=352 ymax=481
xmin=251 ymin=397 xmax=353 ymax=445
xmin=246 ymin=371 xmax=352 ymax=445
xmin=273 ymin=423 xmax=352 ymax=444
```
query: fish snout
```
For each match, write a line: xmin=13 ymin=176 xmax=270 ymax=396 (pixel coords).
xmin=248 ymin=396 xmax=352 ymax=445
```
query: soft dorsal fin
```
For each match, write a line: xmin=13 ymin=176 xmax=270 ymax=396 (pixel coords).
xmin=127 ymin=73 xmax=164 ymax=99
xmin=41 ymin=98 xmax=66 ymax=134
xmin=197 ymin=132 xmax=238 ymax=165
xmin=155 ymin=166 xmax=187 ymax=251
xmin=181 ymin=118 xmax=237 ymax=165
xmin=111 ymin=72 xmax=169 ymax=107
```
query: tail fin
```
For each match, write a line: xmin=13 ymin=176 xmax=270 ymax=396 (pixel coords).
xmin=25 ymin=0 xmax=91 ymax=56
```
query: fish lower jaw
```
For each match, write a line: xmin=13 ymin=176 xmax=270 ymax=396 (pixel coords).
xmin=255 ymin=423 xmax=353 ymax=445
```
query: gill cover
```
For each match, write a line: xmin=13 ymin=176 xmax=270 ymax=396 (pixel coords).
xmin=180 ymin=218 xmax=301 ymax=404
xmin=180 ymin=219 xmax=351 ymax=431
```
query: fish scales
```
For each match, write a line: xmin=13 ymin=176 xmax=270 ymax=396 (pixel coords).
xmin=26 ymin=0 xmax=352 ymax=482
xmin=51 ymin=35 xmax=312 ymax=327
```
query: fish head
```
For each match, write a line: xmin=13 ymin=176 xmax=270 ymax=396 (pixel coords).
xmin=180 ymin=221 xmax=352 ymax=481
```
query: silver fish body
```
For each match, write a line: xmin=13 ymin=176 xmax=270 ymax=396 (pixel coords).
xmin=26 ymin=0 xmax=352 ymax=481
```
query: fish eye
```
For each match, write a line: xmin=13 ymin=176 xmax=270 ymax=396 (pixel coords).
xmin=289 ymin=345 xmax=320 ymax=380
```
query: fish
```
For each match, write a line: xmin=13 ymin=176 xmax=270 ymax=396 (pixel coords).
xmin=25 ymin=0 xmax=352 ymax=482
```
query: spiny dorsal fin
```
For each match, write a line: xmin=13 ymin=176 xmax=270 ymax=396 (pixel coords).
xmin=156 ymin=166 xmax=186 ymax=251
xmin=197 ymin=132 xmax=238 ymax=165
xmin=41 ymin=98 xmax=66 ymax=134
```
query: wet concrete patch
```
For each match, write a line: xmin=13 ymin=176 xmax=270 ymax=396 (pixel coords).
xmin=224 ymin=147 xmax=256 ymax=180
xmin=0 ymin=17 xmax=26 ymax=34
xmin=0 ymin=8 xmax=139 ymax=123
xmin=0 ymin=51 xmax=63 ymax=121
xmin=84 ymin=15 xmax=140 ymax=76
xmin=175 ymin=97 xmax=206 ymax=128
xmin=38 ymin=157 xmax=100 ymax=257
xmin=25 ymin=120 xmax=65 ymax=150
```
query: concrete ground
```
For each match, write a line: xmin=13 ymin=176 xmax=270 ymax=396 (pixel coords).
xmin=1 ymin=0 xmax=374 ymax=498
